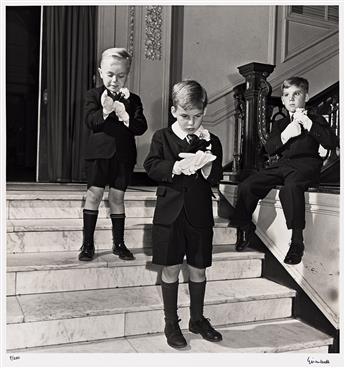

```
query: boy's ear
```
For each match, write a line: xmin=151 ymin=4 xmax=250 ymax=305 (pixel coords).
xmin=305 ymin=93 xmax=309 ymax=102
xmin=98 ymin=67 xmax=103 ymax=78
xmin=171 ymin=106 xmax=177 ymax=117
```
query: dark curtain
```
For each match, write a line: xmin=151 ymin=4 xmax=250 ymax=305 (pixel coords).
xmin=45 ymin=6 xmax=96 ymax=182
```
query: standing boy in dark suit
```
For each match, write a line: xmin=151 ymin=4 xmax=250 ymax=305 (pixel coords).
xmin=144 ymin=80 xmax=223 ymax=349
xmin=233 ymin=77 xmax=338 ymax=265
xmin=79 ymin=47 xmax=147 ymax=261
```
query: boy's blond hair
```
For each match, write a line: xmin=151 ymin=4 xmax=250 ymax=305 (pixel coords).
xmin=172 ymin=80 xmax=208 ymax=110
xmin=100 ymin=47 xmax=132 ymax=69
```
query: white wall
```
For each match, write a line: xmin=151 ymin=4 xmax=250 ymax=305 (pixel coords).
xmin=182 ymin=6 xmax=272 ymax=97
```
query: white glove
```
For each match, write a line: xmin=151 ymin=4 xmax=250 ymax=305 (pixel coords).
xmin=178 ymin=150 xmax=216 ymax=171
xmin=113 ymin=101 xmax=129 ymax=123
xmin=173 ymin=156 xmax=197 ymax=176
xmin=281 ymin=121 xmax=301 ymax=144
xmin=101 ymin=90 xmax=114 ymax=115
xmin=293 ymin=108 xmax=313 ymax=131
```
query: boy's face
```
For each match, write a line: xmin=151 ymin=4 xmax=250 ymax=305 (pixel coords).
xmin=281 ymin=85 xmax=309 ymax=113
xmin=171 ymin=105 xmax=205 ymax=134
xmin=98 ymin=57 xmax=129 ymax=94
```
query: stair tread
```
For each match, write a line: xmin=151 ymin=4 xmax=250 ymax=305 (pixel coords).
xmin=7 ymin=245 xmax=264 ymax=272
xmin=7 ymin=278 xmax=295 ymax=323
xmin=7 ymin=216 xmax=231 ymax=231
xmin=8 ymin=318 xmax=332 ymax=353
xmin=6 ymin=186 xmax=220 ymax=201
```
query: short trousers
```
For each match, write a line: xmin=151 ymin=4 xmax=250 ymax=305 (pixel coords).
xmin=85 ymin=155 xmax=134 ymax=191
xmin=152 ymin=208 xmax=213 ymax=269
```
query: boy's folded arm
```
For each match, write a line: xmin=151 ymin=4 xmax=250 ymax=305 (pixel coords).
xmin=205 ymin=135 xmax=223 ymax=185
xmin=265 ymin=120 xmax=287 ymax=155
xmin=126 ymin=96 xmax=148 ymax=136
xmin=307 ymin=115 xmax=339 ymax=149
xmin=84 ymin=93 xmax=107 ymax=132
xmin=144 ymin=131 xmax=175 ymax=183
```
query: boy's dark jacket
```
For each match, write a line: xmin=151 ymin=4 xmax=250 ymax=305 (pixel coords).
xmin=264 ymin=111 xmax=338 ymax=183
xmin=144 ymin=126 xmax=223 ymax=227
xmin=84 ymin=86 xmax=147 ymax=165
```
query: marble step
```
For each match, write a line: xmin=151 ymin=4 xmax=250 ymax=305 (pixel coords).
xmin=6 ymin=245 xmax=264 ymax=295
xmin=7 ymin=319 xmax=332 ymax=353
xmin=6 ymin=188 xmax=219 ymax=219
xmin=7 ymin=278 xmax=296 ymax=349
xmin=7 ymin=217 xmax=236 ymax=253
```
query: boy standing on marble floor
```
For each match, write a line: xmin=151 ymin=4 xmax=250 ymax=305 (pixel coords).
xmin=79 ymin=47 xmax=147 ymax=262
xmin=231 ymin=76 xmax=338 ymax=265
xmin=144 ymin=80 xmax=223 ymax=349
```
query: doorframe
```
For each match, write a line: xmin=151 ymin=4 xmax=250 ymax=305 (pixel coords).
xmin=35 ymin=5 xmax=43 ymax=182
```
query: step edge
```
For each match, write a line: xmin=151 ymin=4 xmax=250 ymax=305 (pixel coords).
xmin=6 ymin=252 xmax=264 ymax=272
xmin=9 ymin=292 xmax=296 ymax=324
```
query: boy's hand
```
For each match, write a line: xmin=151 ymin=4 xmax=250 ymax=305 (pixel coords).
xmin=173 ymin=156 xmax=197 ymax=176
xmin=293 ymin=109 xmax=313 ymax=131
xmin=281 ymin=121 xmax=301 ymax=144
xmin=101 ymin=90 xmax=114 ymax=115
xmin=113 ymin=101 xmax=130 ymax=123
xmin=179 ymin=151 xmax=216 ymax=171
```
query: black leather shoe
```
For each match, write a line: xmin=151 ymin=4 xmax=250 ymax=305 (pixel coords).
xmin=235 ymin=228 xmax=254 ymax=252
xmin=189 ymin=317 xmax=222 ymax=342
xmin=284 ymin=242 xmax=304 ymax=265
xmin=164 ymin=319 xmax=187 ymax=349
xmin=112 ymin=243 xmax=135 ymax=260
xmin=78 ymin=240 xmax=95 ymax=261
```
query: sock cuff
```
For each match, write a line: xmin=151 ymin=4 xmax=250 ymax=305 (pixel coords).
xmin=189 ymin=279 xmax=206 ymax=286
xmin=83 ymin=209 xmax=99 ymax=216
xmin=110 ymin=213 xmax=126 ymax=219
xmin=161 ymin=280 xmax=179 ymax=288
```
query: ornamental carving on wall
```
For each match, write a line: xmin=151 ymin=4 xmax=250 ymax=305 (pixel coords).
xmin=144 ymin=5 xmax=162 ymax=60
xmin=127 ymin=6 xmax=135 ymax=56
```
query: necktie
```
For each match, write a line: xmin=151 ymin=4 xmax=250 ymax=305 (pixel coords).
xmin=187 ymin=134 xmax=198 ymax=145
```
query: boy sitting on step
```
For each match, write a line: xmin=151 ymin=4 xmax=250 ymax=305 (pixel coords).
xmin=144 ymin=80 xmax=223 ymax=349
xmin=232 ymin=76 xmax=338 ymax=265
xmin=79 ymin=47 xmax=147 ymax=262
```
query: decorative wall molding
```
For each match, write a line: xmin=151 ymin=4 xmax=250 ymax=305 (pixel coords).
xmin=280 ymin=6 xmax=339 ymax=63
xmin=144 ymin=5 xmax=163 ymax=60
xmin=127 ymin=6 xmax=135 ymax=57
xmin=270 ymin=42 xmax=338 ymax=93
xmin=267 ymin=6 xmax=277 ymax=65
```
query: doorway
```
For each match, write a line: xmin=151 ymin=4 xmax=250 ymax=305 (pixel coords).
xmin=6 ymin=6 xmax=41 ymax=182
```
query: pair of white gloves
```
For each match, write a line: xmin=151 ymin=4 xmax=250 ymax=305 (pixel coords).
xmin=281 ymin=108 xmax=313 ymax=144
xmin=101 ymin=89 xmax=129 ymax=124
xmin=173 ymin=150 xmax=216 ymax=176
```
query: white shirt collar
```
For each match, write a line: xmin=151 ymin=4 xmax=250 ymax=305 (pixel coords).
xmin=171 ymin=121 xmax=204 ymax=140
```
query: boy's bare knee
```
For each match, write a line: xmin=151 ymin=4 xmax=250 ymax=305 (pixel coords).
xmin=86 ymin=187 xmax=104 ymax=207
xmin=108 ymin=188 xmax=125 ymax=206
xmin=188 ymin=265 xmax=206 ymax=282
xmin=162 ymin=265 xmax=181 ymax=283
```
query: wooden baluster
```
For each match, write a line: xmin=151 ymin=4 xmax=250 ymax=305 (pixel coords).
xmin=237 ymin=62 xmax=275 ymax=179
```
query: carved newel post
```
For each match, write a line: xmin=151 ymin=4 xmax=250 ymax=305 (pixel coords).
xmin=237 ymin=62 xmax=275 ymax=179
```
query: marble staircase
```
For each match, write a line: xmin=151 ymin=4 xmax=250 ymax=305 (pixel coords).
xmin=6 ymin=185 xmax=333 ymax=353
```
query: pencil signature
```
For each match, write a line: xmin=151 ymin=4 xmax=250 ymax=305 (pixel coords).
xmin=307 ymin=356 xmax=330 ymax=365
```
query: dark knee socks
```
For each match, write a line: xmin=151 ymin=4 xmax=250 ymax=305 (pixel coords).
xmin=161 ymin=280 xmax=179 ymax=323
xmin=189 ymin=279 xmax=206 ymax=322
xmin=291 ymin=228 xmax=303 ymax=245
xmin=110 ymin=213 xmax=125 ymax=245
xmin=83 ymin=209 xmax=98 ymax=243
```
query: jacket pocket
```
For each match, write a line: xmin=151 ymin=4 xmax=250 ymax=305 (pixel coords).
xmin=156 ymin=186 xmax=167 ymax=197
